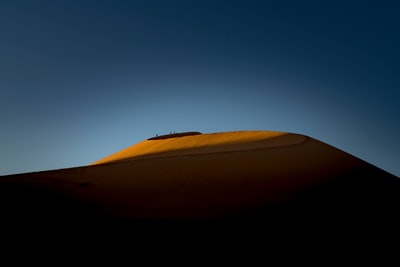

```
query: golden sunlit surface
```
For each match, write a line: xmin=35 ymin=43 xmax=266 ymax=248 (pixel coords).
xmin=91 ymin=131 xmax=288 ymax=165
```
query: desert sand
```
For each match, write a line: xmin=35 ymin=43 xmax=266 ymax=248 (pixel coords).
xmin=1 ymin=130 xmax=399 ymax=247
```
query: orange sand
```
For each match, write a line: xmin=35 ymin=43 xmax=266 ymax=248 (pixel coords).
xmin=91 ymin=130 xmax=288 ymax=165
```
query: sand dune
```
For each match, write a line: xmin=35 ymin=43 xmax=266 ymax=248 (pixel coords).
xmin=1 ymin=130 xmax=399 ymax=244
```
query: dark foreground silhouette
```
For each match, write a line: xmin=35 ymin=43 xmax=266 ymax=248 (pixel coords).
xmin=1 ymin=164 xmax=399 ymax=244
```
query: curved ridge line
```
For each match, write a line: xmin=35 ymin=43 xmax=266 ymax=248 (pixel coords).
xmin=96 ymin=135 xmax=310 ymax=166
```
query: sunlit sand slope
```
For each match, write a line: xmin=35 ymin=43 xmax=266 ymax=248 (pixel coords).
xmin=91 ymin=131 xmax=288 ymax=165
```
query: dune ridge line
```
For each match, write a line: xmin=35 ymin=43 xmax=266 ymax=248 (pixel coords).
xmin=90 ymin=130 xmax=303 ymax=165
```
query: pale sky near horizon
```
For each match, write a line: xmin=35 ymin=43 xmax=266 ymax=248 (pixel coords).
xmin=1 ymin=1 xmax=399 ymax=176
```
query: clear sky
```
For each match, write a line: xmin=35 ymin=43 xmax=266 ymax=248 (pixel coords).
xmin=1 ymin=0 xmax=399 ymax=177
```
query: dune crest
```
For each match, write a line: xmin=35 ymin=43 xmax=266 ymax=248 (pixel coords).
xmin=91 ymin=130 xmax=297 ymax=165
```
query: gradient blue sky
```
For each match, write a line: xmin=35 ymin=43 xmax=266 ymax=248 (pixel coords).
xmin=1 ymin=0 xmax=399 ymax=176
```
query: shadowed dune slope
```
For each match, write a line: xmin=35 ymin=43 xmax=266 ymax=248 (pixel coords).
xmin=0 ymin=130 xmax=399 ymax=243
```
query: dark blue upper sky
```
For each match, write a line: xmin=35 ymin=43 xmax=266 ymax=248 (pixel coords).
xmin=1 ymin=0 xmax=399 ymax=176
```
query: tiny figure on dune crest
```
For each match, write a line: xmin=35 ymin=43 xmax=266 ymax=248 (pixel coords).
xmin=148 ymin=131 xmax=202 ymax=140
